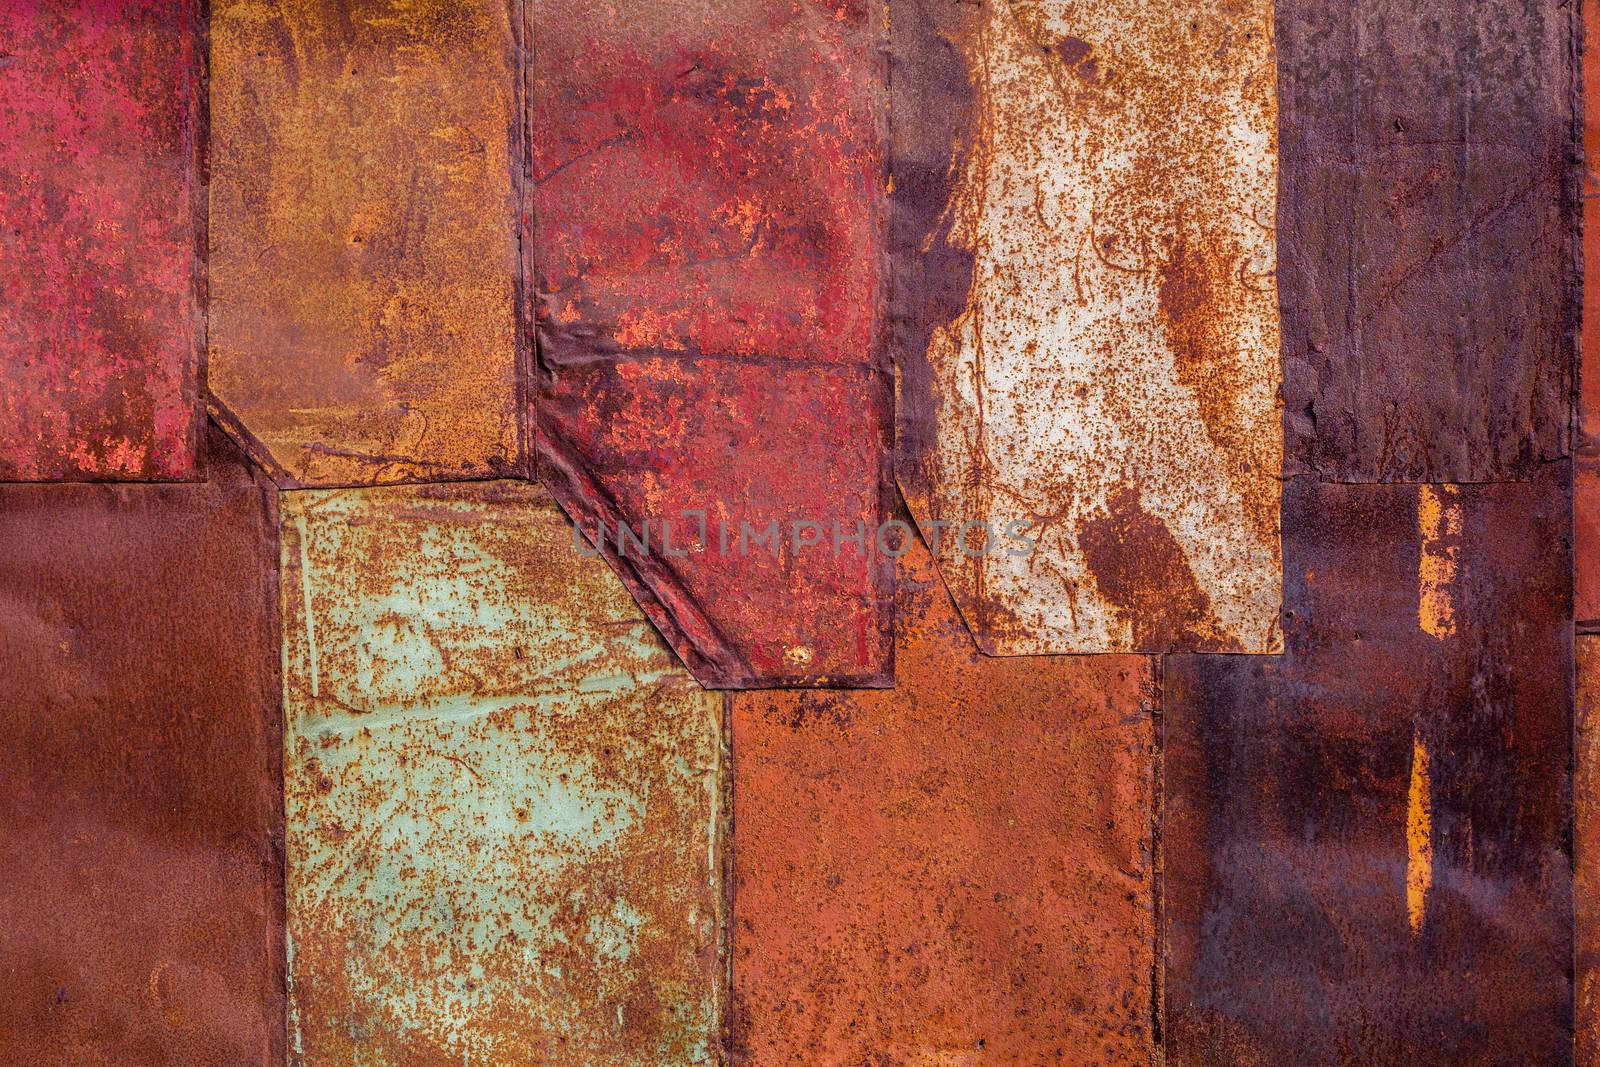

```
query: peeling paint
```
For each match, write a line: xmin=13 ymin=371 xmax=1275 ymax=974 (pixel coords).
xmin=1417 ymin=484 xmax=1460 ymax=640
xmin=530 ymin=0 xmax=893 ymax=687
xmin=1405 ymin=731 xmax=1432 ymax=933
xmin=280 ymin=482 xmax=725 ymax=1065
xmin=0 ymin=426 xmax=283 ymax=1064
xmin=0 ymin=0 xmax=203 ymax=481
xmin=893 ymin=0 xmax=1281 ymax=654
xmin=1164 ymin=471 xmax=1572 ymax=1064
xmin=208 ymin=0 xmax=522 ymax=487
xmin=730 ymin=539 xmax=1154 ymax=1062
xmin=1578 ymin=637 xmax=1599 ymax=1066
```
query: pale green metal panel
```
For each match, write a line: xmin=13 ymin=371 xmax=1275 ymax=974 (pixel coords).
xmin=280 ymin=481 xmax=726 ymax=1065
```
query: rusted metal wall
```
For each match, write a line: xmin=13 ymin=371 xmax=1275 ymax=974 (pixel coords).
xmin=0 ymin=0 xmax=203 ymax=481
xmin=1164 ymin=471 xmax=1572 ymax=1065
xmin=892 ymin=0 xmax=1282 ymax=655
xmin=280 ymin=482 xmax=726 ymax=1064
xmin=1278 ymin=0 xmax=1575 ymax=482
xmin=1580 ymin=636 xmax=1599 ymax=1066
xmin=530 ymin=0 xmax=894 ymax=688
xmin=731 ymin=541 xmax=1154 ymax=1062
xmin=208 ymin=0 xmax=522 ymax=487
xmin=0 ymin=426 xmax=283 ymax=1064
xmin=1579 ymin=0 xmax=1600 ymax=630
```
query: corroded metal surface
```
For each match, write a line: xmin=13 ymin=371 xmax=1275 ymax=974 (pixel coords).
xmin=0 ymin=426 xmax=283 ymax=1064
xmin=208 ymin=0 xmax=521 ymax=487
xmin=893 ymin=0 xmax=1282 ymax=655
xmin=530 ymin=0 xmax=893 ymax=687
xmin=1580 ymin=0 xmax=1600 ymax=631
xmin=1579 ymin=637 xmax=1599 ymax=1066
xmin=1164 ymin=471 xmax=1572 ymax=1065
xmin=1278 ymin=0 xmax=1575 ymax=482
xmin=730 ymin=540 xmax=1154 ymax=1062
xmin=0 ymin=0 xmax=203 ymax=481
xmin=281 ymin=482 xmax=725 ymax=1064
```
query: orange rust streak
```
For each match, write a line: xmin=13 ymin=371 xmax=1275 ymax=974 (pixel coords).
xmin=1406 ymin=730 xmax=1433 ymax=934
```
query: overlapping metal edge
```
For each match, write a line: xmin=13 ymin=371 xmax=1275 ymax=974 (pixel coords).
xmin=0 ymin=0 xmax=205 ymax=481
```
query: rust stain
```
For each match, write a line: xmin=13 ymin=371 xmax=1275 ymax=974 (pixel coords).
xmin=1417 ymin=484 xmax=1461 ymax=640
xmin=730 ymin=537 xmax=1154 ymax=1062
xmin=0 ymin=0 xmax=204 ymax=481
xmin=1164 ymin=471 xmax=1572 ymax=1064
xmin=0 ymin=425 xmax=283 ymax=1064
xmin=893 ymin=0 xmax=1282 ymax=654
xmin=208 ymin=0 xmax=521 ymax=487
xmin=530 ymin=0 xmax=893 ymax=688
xmin=280 ymin=481 xmax=725 ymax=1064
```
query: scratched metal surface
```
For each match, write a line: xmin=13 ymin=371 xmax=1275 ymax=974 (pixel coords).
xmin=208 ymin=0 xmax=521 ymax=487
xmin=730 ymin=539 xmax=1154 ymax=1063
xmin=0 ymin=426 xmax=283 ymax=1065
xmin=892 ymin=0 xmax=1282 ymax=655
xmin=1278 ymin=0 xmax=1575 ymax=482
xmin=1580 ymin=637 xmax=1599 ymax=1067
xmin=0 ymin=0 xmax=203 ymax=481
xmin=1164 ymin=471 xmax=1572 ymax=1065
xmin=530 ymin=0 xmax=894 ymax=688
xmin=281 ymin=482 xmax=726 ymax=1065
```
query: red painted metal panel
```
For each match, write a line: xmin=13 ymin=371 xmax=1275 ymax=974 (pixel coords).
xmin=731 ymin=542 xmax=1155 ymax=1062
xmin=1278 ymin=0 xmax=1576 ymax=482
xmin=0 ymin=0 xmax=203 ymax=481
xmin=1164 ymin=470 xmax=1572 ymax=1064
xmin=0 ymin=426 xmax=283 ymax=1064
xmin=1578 ymin=0 xmax=1600 ymax=630
xmin=530 ymin=0 xmax=893 ymax=688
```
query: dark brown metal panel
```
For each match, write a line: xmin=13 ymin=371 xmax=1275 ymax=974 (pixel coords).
xmin=1279 ymin=0 xmax=1577 ymax=482
xmin=0 ymin=0 xmax=204 ymax=482
xmin=731 ymin=541 xmax=1155 ymax=1063
xmin=1164 ymin=470 xmax=1573 ymax=1065
xmin=0 ymin=425 xmax=283 ymax=1065
xmin=529 ymin=0 xmax=894 ymax=688
xmin=1579 ymin=636 xmax=1599 ymax=1066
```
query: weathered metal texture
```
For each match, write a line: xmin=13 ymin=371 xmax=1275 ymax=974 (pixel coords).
xmin=1278 ymin=0 xmax=1576 ymax=482
xmin=1579 ymin=0 xmax=1600 ymax=631
xmin=530 ymin=0 xmax=894 ymax=688
xmin=208 ymin=0 xmax=522 ymax=487
xmin=280 ymin=482 xmax=726 ymax=1064
xmin=892 ymin=0 xmax=1282 ymax=655
xmin=1164 ymin=470 xmax=1573 ymax=1065
xmin=0 ymin=0 xmax=203 ymax=482
xmin=0 ymin=425 xmax=283 ymax=1064
xmin=730 ymin=539 xmax=1155 ymax=1063
xmin=1579 ymin=637 xmax=1600 ymax=1066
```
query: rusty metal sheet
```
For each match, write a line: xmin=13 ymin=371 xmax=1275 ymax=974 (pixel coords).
xmin=1580 ymin=637 xmax=1599 ymax=1066
xmin=0 ymin=426 xmax=283 ymax=1064
xmin=730 ymin=539 xmax=1154 ymax=1062
xmin=1278 ymin=0 xmax=1575 ymax=482
xmin=530 ymin=0 xmax=893 ymax=688
xmin=208 ymin=0 xmax=522 ymax=487
xmin=280 ymin=481 xmax=726 ymax=1064
xmin=892 ymin=0 xmax=1282 ymax=655
xmin=0 ymin=0 xmax=203 ymax=481
xmin=1164 ymin=470 xmax=1572 ymax=1065
xmin=1579 ymin=0 xmax=1600 ymax=631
